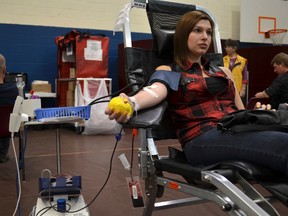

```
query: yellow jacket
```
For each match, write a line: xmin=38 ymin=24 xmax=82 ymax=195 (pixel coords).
xmin=223 ymin=55 xmax=247 ymax=93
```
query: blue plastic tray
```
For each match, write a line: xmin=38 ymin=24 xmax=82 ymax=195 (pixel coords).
xmin=35 ymin=106 xmax=91 ymax=121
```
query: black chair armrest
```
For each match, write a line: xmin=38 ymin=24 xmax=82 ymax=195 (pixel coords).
xmin=124 ymin=102 xmax=168 ymax=129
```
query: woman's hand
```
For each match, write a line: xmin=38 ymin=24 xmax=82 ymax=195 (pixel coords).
xmin=105 ymin=93 xmax=134 ymax=123
xmin=254 ymin=102 xmax=275 ymax=111
xmin=105 ymin=81 xmax=168 ymax=124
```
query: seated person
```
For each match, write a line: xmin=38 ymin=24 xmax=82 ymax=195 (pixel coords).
xmin=0 ymin=54 xmax=18 ymax=162
xmin=106 ymin=11 xmax=288 ymax=176
xmin=255 ymin=52 xmax=288 ymax=109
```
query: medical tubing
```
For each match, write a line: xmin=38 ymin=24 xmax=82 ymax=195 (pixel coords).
xmin=88 ymin=81 xmax=146 ymax=106
xmin=66 ymin=127 xmax=124 ymax=213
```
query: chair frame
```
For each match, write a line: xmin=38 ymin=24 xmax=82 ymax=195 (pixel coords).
xmin=135 ymin=125 xmax=279 ymax=216
xmin=114 ymin=1 xmax=284 ymax=215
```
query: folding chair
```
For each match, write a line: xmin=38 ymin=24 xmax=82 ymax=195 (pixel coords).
xmin=114 ymin=1 xmax=288 ymax=215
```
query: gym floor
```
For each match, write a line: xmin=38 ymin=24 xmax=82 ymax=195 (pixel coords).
xmin=0 ymin=126 xmax=288 ymax=216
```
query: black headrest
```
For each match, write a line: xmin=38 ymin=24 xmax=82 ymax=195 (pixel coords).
xmin=147 ymin=0 xmax=196 ymax=56
xmin=153 ymin=28 xmax=175 ymax=56
xmin=146 ymin=0 xmax=223 ymax=65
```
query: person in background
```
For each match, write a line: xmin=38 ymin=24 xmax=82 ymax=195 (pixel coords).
xmin=106 ymin=10 xmax=288 ymax=177
xmin=255 ymin=52 xmax=288 ymax=110
xmin=0 ymin=54 xmax=18 ymax=163
xmin=223 ymin=39 xmax=248 ymax=104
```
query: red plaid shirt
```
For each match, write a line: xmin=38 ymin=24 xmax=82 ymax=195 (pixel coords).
xmin=168 ymin=59 xmax=237 ymax=147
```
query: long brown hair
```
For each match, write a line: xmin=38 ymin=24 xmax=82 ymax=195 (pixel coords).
xmin=174 ymin=10 xmax=214 ymax=69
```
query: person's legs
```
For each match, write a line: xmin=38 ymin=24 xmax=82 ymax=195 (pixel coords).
xmin=0 ymin=137 xmax=10 ymax=162
xmin=184 ymin=128 xmax=288 ymax=175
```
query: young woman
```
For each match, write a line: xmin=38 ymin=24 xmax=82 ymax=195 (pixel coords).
xmin=106 ymin=11 xmax=288 ymax=176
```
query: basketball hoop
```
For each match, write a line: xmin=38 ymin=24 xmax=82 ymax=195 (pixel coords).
xmin=264 ymin=28 xmax=287 ymax=46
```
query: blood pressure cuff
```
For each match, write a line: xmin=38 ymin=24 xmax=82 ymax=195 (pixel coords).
xmin=148 ymin=70 xmax=180 ymax=91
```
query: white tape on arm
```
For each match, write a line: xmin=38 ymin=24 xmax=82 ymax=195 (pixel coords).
xmin=129 ymin=96 xmax=140 ymax=112
xmin=142 ymin=85 xmax=158 ymax=98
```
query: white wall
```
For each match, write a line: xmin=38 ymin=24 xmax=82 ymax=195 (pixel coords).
xmin=0 ymin=0 xmax=239 ymax=39
xmin=241 ymin=0 xmax=288 ymax=44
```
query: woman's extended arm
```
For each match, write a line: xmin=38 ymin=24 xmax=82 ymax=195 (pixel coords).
xmin=105 ymin=65 xmax=171 ymax=123
xmin=105 ymin=82 xmax=168 ymax=123
xmin=129 ymin=82 xmax=168 ymax=110
xmin=220 ymin=66 xmax=245 ymax=110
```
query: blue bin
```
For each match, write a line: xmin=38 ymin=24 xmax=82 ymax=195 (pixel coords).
xmin=35 ymin=106 xmax=91 ymax=121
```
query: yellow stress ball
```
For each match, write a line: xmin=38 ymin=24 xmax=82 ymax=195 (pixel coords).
xmin=108 ymin=96 xmax=133 ymax=116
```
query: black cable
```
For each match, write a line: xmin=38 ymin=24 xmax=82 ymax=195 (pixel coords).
xmin=35 ymin=80 xmax=147 ymax=214
xmin=36 ymin=169 xmax=53 ymax=216
xmin=66 ymin=126 xmax=124 ymax=213
xmin=51 ymin=202 xmax=71 ymax=213
xmin=88 ymin=81 xmax=145 ymax=106
xmin=36 ymin=126 xmax=123 ymax=215
xmin=129 ymin=130 xmax=136 ymax=181
xmin=34 ymin=82 xmax=144 ymax=214
xmin=36 ymin=206 xmax=51 ymax=216
xmin=38 ymin=202 xmax=71 ymax=216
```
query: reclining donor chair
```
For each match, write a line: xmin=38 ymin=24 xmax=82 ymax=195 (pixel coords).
xmin=114 ymin=1 xmax=288 ymax=215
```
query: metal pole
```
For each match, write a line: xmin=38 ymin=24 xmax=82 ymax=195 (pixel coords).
xmin=56 ymin=127 xmax=61 ymax=174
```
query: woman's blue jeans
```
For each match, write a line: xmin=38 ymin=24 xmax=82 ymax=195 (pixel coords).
xmin=184 ymin=128 xmax=288 ymax=175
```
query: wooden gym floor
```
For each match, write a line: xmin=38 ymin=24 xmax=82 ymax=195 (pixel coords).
xmin=0 ymin=126 xmax=288 ymax=216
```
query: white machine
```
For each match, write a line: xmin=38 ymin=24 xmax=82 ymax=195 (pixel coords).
xmin=33 ymin=195 xmax=89 ymax=216
xmin=9 ymin=96 xmax=89 ymax=215
xmin=9 ymin=96 xmax=41 ymax=133
xmin=33 ymin=175 xmax=89 ymax=215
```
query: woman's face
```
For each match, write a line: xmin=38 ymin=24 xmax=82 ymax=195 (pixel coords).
xmin=187 ymin=19 xmax=212 ymax=60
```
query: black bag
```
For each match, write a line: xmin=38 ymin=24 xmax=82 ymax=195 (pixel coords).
xmin=217 ymin=110 xmax=288 ymax=133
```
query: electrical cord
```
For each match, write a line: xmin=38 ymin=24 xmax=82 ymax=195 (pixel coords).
xmin=129 ymin=129 xmax=137 ymax=181
xmin=66 ymin=126 xmax=124 ymax=214
xmin=35 ymin=169 xmax=73 ymax=216
xmin=11 ymin=132 xmax=22 ymax=216
xmin=18 ymin=127 xmax=28 ymax=175
xmin=35 ymin=169 xmax=52 ymax=216
xmin=33 ymin=81 xmax=145 ymax=214
xmin=36 ymin=206 xmax=51 ymax=216
xmin=88 ymin=82 xmax=144 ymax=106
xmin=37 ymin=203 xmax=72 ymax=216
xmin=65 ymin=82 xmax=141 ymax=212
xmin=35 ymin=127 xmax=124 ymax=215
xmin=15 ymin=126 xmax=28 ymax=216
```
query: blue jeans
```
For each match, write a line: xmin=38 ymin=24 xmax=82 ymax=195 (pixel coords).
xmin=184 ymin=128 xmax=288 ymax=176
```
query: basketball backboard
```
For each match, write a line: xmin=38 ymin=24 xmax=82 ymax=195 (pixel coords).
xmin=240 ymin=0 xmax=288 ymax=45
